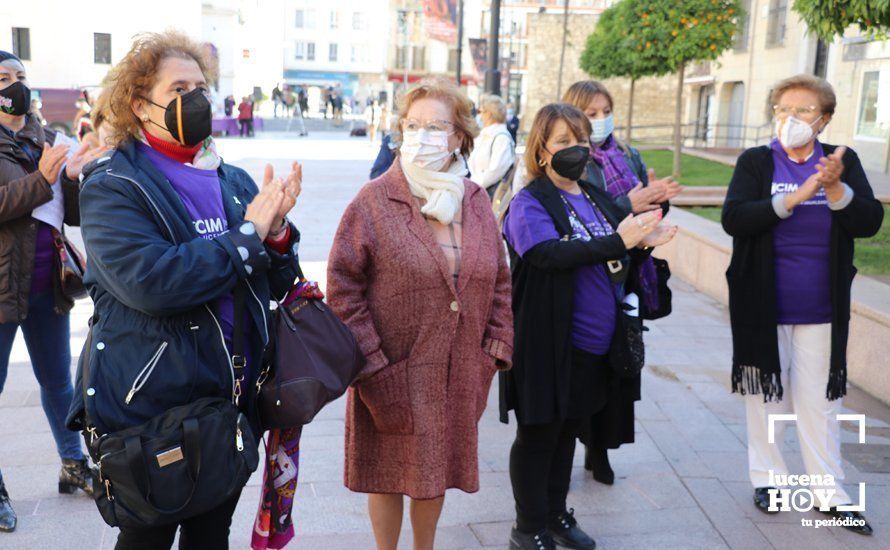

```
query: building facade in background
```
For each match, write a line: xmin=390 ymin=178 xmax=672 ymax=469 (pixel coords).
xmin=282 ymin=0 xmax=390 ymax=114
xmin=689 ymin=0 xmax=890 ymax=172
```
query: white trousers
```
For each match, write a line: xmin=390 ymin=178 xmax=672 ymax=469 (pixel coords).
xmin=745 ymin=323 xmax=851 ymax=506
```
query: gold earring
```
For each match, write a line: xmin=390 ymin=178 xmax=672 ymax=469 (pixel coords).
xmin=538 ymin=158 xmax=547 ymax=167
xmin=141 ymin=114 xmax=149 ymax=122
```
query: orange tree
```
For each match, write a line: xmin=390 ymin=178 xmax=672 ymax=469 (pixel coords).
xmin=580 ymin=1 xmax=667 ymax=143
xmin=792 ymin=0 xmax=889 ymax=41
xmin=630 ymin=0 xmax=742 ymax=177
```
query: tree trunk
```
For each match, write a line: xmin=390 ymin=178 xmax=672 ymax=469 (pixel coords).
xmin=627 ymin=78 xmax=636 ymax=144
xmin=672 ymin=64 xmax=685 ymax=179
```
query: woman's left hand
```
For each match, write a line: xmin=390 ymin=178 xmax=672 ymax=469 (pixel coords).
xmin=816 ymin=146 xmax=845 ymax=203
xmin=65 ymin=142 xmax=109 ymax=181
xmin=639 ymin=223 xmax=678 ymax=248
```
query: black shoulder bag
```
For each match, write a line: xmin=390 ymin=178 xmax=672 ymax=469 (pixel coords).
xmin=558 ymin=189 xmax=647 ymax=378
xmin=80 ymin=288 xmax=259 ymax=528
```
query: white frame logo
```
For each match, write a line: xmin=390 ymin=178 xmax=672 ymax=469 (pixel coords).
xmin=766 ymin=413 xmax=866 ymax=513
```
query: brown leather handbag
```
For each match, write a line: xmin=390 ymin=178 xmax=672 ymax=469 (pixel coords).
xmin=52 ymin=228 xmax=88 ymax=301
xmin=257 ymin=294 xmax=365 ymax=429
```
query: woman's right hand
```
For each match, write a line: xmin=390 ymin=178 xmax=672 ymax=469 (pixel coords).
xmin=784 ymin=172 xmax=822 ymax=211
xmin=616 ymin=210 xmax=662 ymax=249
xmin=244 ymin=180 xmax=286 ymax=240
xmin=38 ymin=143 xmax=70 ymax=184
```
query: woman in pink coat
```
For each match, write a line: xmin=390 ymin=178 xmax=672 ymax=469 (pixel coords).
xmin=327 ymin=77 xmax=513 ymax=550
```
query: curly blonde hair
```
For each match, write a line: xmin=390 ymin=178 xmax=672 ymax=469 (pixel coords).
xmin=101 ymin=31 xmax=210 ymax=147
xmin=394 ymin=77 xmax=479 ymax=156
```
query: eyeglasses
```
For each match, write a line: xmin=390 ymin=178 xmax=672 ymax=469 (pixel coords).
xmin=400 ymin=118 xmax=457 ymax=135
xmin=773 ymin=105 xmax=820 ymax=117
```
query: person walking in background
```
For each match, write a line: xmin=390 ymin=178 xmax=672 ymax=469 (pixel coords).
xmin=501 ymin=103 xmax=676 ymax=550
xmin=223 ymin=94 xmax=235 ymax=117
xmin=328 ymin=77 xmax=513 ymax=550
xmin=272 ymin=84 xmax=283 ymax=118
xmin=365 ymin=100 xmax=382 ymax=146
xmin=65 ymin=31 xmax=303 ymax=548
xmin=723 ymin=74 xmax=882 ymax=536
xmin=506 ymin=101 xmax=520 ymax=142
xmin=0 ymin=50 xmax=108 ymax=533
xmin=562 ymin=80 xmax=683 ymax=485
xmin=468 ymin=94 xmax=515 ymax=200
xmin=237 ymin=96 xmax=254 ymax=138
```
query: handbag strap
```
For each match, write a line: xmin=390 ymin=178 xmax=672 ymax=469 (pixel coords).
xmin=232 ymin=285 xmax=247 ymax=406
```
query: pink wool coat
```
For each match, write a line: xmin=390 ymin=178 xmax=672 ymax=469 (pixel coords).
xmin=327 ymin=161 xmax=513 ymax=499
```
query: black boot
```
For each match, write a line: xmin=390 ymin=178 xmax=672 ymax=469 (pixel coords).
xmin=59 ymin=458 xmax=98 ymax=497
xmin=818 ymin=507 xmax=874 ymax=536
xmin=753 ymin=487 xmax=779 ymax=514
xmin=0 ymin=470 xmax=16 ymax=532
xmin=584 ymin=446 xmax=614 ymax=485
xmin=547 ymin=509 xmax=596 ymax=550
xmin=509 ymin=526 xmax=556 ymax=550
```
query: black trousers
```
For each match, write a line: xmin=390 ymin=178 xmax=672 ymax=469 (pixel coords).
xmin=509 ymin=417 xmax=583 ymax=533
xmin=114 ymin=490 xmax=242 ymax=550
xmin=239 ymin=120 xmax=253 ymax=137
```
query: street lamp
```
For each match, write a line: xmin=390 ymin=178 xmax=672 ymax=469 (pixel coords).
xmin=485 ymin=0 xmax=501 ymax=95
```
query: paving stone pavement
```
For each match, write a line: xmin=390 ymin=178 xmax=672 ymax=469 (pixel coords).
xmin=1 ymin=133 xmax=888 ymax=549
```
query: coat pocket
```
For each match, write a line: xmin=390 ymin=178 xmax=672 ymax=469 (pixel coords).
xmin=356 ymin=359 xmax=414 ymax=435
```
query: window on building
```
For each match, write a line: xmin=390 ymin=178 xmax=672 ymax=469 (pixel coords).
xmin=813 ymin=39 xmax=829 ymax=78
xmin=353 ymin=12 xmax=363 ymax=30
xmin=307 ymin=42 xmax=316 ymax=61
xmin=11 ymin=28 xmax=30 ymax=61
xmin=329 ymin=43 xmax=338 ymax=62
xmin=447 ymin=49 xmax=459 ymax=73
xmin=94 ymin=33 xmax=112 ymax=64
xmin=305 ymin=9 xmax=316 ymax=29
xmin=395 ymin=46 xmax=408 ymax=70
xmin=295 ymin=9 xmax=304 ymax=28
xmin=856 ymin=71 xmax=889 ymax=139
xmin=295 ymin=42 xmax=306 ymax=60
xmin=351 ymin=45 xmax=358 ymax=63
xmin=733 ymin=0 xmax=751 ymax=51
xmin=765 ymin=0 xmax=787 ymax=47
xmin=330 ymin=10 xmax=339 ymax=29
xmin=412 ymin=46 xmax=425 ymax=71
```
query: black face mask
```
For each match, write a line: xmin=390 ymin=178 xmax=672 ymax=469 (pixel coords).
xmin=0 ymin=81 xmax=31 ymax=116
xmin=547 ymin=144 xmax=590 ymax=181
xmin=144 ymin=88 xmax=212 ymax=147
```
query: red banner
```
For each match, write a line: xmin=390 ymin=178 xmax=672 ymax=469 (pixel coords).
xmin=468 ymin=38 xmax=487 ymax=80
xmin=423 ymin=0 xmax=458 ymax=43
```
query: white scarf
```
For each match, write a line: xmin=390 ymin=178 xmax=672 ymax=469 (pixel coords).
xmin=400 ymin=155 xmax=467 ymax=225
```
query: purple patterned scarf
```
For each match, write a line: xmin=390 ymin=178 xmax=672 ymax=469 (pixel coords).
xmin=590 ymin=137 xmax=661 ymax=313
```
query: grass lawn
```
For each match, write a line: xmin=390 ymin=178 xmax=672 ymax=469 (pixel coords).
xmin=681 ymin=206 xmax=890 ymax=276
xmin=638 ymin=149 xmax=735 ymax=187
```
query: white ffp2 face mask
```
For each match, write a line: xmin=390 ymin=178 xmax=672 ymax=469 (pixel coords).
xmin=775 ymin=116 xmax=821 ymax=149
xmin=589 ymin=114 xmax=614 ymax=144
xmin=400 ymin=129 xmax=454 ymax=171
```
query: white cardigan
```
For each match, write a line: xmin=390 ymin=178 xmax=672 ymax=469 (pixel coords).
xmin=468 ymin=123 xmax=515 ymax=190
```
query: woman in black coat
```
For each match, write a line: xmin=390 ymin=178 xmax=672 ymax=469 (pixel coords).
xmin=722 ymin=75 xmax=882 ymax=536
xmin=500 ymin=103 xmax=676 ymax=550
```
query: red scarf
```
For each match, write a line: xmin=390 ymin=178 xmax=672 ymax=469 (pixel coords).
xmin=143 ymin=130 xmax=202 ymax=164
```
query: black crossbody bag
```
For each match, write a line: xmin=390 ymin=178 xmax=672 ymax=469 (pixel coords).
xmin=558 ymin=189 xmax=647 ymax=378
xmin=79 ymin=289 xmax=259 ymax=528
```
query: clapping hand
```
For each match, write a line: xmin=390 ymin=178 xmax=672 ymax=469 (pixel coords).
xmin=816 ymin=146 xmax=845 ymax=203
xmin=38 ymin=143 xmax=70 ymax=183
xmin=65 ymin=141 xmax=110 ymax=180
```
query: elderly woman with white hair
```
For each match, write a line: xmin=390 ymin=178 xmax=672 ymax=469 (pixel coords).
xmin=468 ymin=94 xmax=515 ymax=199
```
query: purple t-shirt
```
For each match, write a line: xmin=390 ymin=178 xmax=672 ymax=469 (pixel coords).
xmin=31 ymin=222 xmax=55 ymax=295
xmin=770 ymin=138 xmax=832 ymax=324
xmin=504 ymin=188 xmax=618 ymax=355
xmin=140 ymin=143 xmax=252 ymax=361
